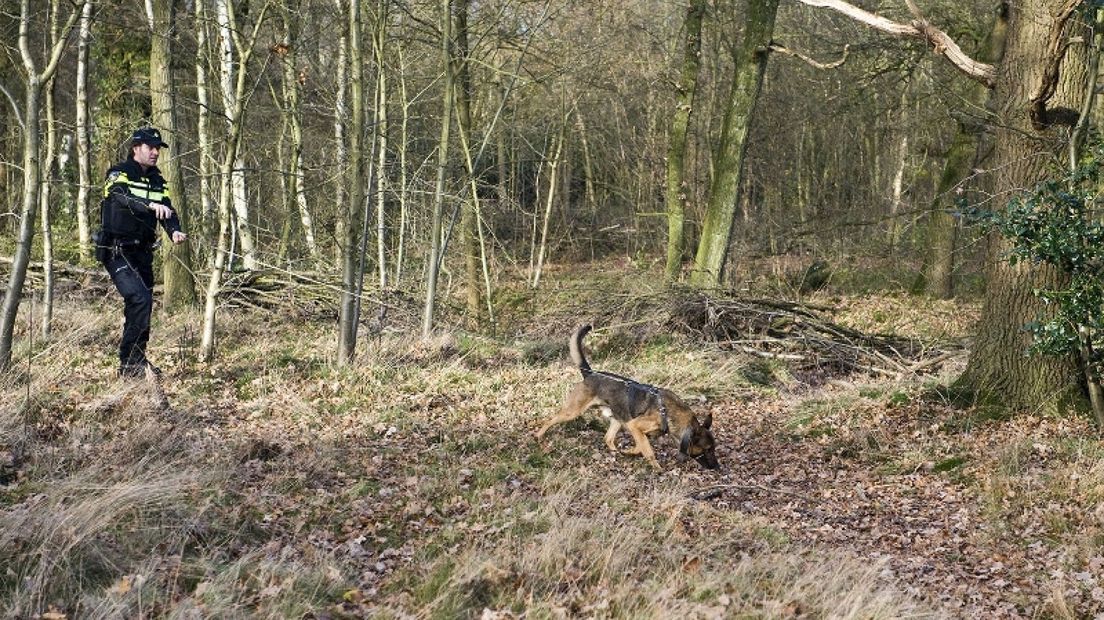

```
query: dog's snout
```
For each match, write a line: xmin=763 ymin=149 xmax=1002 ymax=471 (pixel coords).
xmin=696 ymin=452 xmax=720 ymax=469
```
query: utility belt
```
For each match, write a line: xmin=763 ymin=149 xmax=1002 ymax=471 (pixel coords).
xmin=93 ymin=230 xmax=158 ymax=262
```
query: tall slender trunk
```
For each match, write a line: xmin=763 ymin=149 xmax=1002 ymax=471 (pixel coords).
xmin=394 ymin=42 xmax=410 ymax=283
xmin=215 ymin=0 xmax=257 ymax=270
xmin=333 ymin=2 xmax=348 ymax=267
xmin=280 ymin=1 xmax=319 ymax=264
xmin=195 ymin=0 xmax=215 ymax=239
xmin=374 ymin=0 xmax=389 ymax=288
xmin=690 ymin=0 xmax=779 ymax=287
xmin=200 ymin=0 xmax=270 ymax=361
xmin=665 ymin=0 xmax=706 ymax=280
xmin=888 ymin=133 xmax=908 ymax=251
xmin=451 ymin=0 xmax=480 ymax=318
xmin=337 ymin=0 xmax=364 ymax=363
xmin=0 ymin=0 xmax=85 ymax=371
xmin=74 ymin=0 xmax=94 ymax=262
xmin=422 ymin=0 xmax=454 ymax=337
xmin=532 ymin=128 xmax=563 ymax=289
xmin=152 ymin=0 xmax=197 ymax=310
xmin=39 ymin=4 xmax=60 ymax=340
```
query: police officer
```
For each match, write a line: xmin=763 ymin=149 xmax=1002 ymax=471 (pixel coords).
xmin=95 ymin=127 xmax=188 ymax=378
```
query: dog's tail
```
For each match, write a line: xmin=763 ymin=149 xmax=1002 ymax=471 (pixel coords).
xmin=570 ymin=324 xmax=593 ymax=376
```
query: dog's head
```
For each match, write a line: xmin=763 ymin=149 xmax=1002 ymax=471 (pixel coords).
xmin=679 ymin=412 xmax=719 ymax=469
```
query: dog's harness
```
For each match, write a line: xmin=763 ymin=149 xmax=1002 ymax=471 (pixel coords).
xmin=585 ymin=369 xmax=670 ymax=436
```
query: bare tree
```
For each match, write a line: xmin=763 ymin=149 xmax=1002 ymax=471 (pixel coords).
xmin=422 ymin=0 xmax=454 ymax=337
xmin=152 ymin=0 xmax=198 ymax=310
xmin=690 ymin=0 xmax=780 ymax=287
xmin=0 ymin=0 xmax=87 ymax=371
xmin=200 ymin=0 xmax=271 ymax=361
xmin=337 ymin=0 xmax=365 ymax=363
xmin=74 ymin=0 xmax=94 ymax=262
xmin=664 ymin=0 xmax=707 ymax=281
xmin=215 ymin=0 xmax=259 ymax=270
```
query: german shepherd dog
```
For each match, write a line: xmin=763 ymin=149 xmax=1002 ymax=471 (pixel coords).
xmin=535 ymin=325 xmax=719 ymax=470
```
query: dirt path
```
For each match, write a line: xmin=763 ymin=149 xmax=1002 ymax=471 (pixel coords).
xmin=699 ymin=393 xmax=1093 ymax=618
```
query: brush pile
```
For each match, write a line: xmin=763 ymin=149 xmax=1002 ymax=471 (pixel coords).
xmin=666 ymin=292 xmax=962 ymax=377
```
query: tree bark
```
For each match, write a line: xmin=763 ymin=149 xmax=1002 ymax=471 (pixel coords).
xmin=215 ymin=0 xmax=258 ymax=270
xmin=152 ymin=0 xmax=197 ymax=310
xmin=956 ymin=1 xmax=1090 ymax=413
xmin=422 ymin=0 xmax=454 ymax=337
xmin=337 ymin=0 xmax=364 ymax=363
xmin=39 ymin=2 xmax=60 ymax=341
xmin=532 ymin=126 xmax=563 ymax=289
xmin=195 ymin=0 xmax=216 ymax=241
xmin=690 ymin=0 xmax=779 ymax=287
xmin=665 ymin=0 xmax=706 ymax=281
xmin=922 ymin=4 xmax=1008 ymax=298
xmin=0 ymin=0 xmax=85 ymax=371
xmin=74 ymin=0 xmax=94 ymax=262
xmin=280 ymin=0 xmax=320 ymax=265
xmin=451 ymin=0 xmax=480 ymax=319
xmin=200 ymin=0 xmax=270 ymax=361
xmin=373 ymin=0 xmax=389 ymax=288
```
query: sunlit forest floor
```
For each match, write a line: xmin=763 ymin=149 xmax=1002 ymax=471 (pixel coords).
xmin=3 ymin=257 xmax=1103 ymax=618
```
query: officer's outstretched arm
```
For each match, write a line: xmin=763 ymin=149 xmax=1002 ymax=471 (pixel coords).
xmin=107 ymin=184 xmax=152 ymax=214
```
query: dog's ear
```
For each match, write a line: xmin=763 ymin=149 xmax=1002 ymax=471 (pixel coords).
xmin=702 ymin=412 xmax=713 ymax=430
xmin=680 ymin=428 xmax=691 ymax=454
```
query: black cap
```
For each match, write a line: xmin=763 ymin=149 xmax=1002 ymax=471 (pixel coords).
xmin=131 ymin=127 xmax=168 ymax=148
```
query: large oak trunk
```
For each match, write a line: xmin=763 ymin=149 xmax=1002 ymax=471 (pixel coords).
xmin=956 ymin=1 xmax=1090 ymax=412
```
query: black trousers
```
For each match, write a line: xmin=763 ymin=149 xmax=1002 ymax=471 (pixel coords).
xmin=103 ymin=247 xmax=155 ymax=367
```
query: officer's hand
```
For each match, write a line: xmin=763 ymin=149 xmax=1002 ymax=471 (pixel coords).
xmin=171 ymin=231 xmax=188 ymax=244
xmin=149 ymin=202 xmax=174 ymax=220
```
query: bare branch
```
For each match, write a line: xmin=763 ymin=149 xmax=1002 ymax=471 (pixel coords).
xmin=769 ymin=42 xmax=850 ymax=69
xmin=1030 ymin=0 xmax=1083 ymax=129
xmin=793 ymin=0 xmax=996 ymax=88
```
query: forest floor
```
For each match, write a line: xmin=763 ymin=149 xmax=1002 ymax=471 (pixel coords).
xmin=2 ymin=258 xmax=1104 ymax=619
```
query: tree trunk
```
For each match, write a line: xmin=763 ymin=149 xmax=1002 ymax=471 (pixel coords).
xmin=0 ymin=0 xmax=84 ymax=371
xmin=690 ymin=0 xmax=779 ymax=287
xmin=40 ymin=72 xmax=58 ymax=341
xmin=280 ymin=0 xmax=319 ymax=265
xmin=888 ymin=132 xmax=907 ymax=251
xmin=195 ymin=0 xmax=215 ymax=240
xmin=532 ymin=128 xmax=563 ymax=289
xmin=74 ymin=0 xmax=94 ymax=262
xmin=665 ymin=0 xmax=706 ymax=281
xmin=394 ymin=41 xmax=410 ymax=283
xmin=373 ymin=0 xmax=389 ymax=288
xmin=922 ymin=4 xmax=1009 ymax=298
xmin=152 ymin=0 xmax=197 ymax=310
xmin=422 ymin=0 xmax=454 ymax=337
xmin=956 ymin=1 xmax=1090 ymax=413
xmin=332 ymin=0 xmax=348 ymax=267
xmin=200 ymin=0 xmax=270 ymax=361
xmin=452 ymin=0 xmax=480 ymax=319
xmin=215 ymin=0 xmax=258 ymax=270
xmin=337 ymin=0 xmax=364 ymax=363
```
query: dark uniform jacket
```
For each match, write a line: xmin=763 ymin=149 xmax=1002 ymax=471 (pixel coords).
xmin=100 ymin=158 xmax=181 ymax=246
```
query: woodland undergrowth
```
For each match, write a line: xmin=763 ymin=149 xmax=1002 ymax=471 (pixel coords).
xmin=1 ymin=259 xmax=1102 ymax=618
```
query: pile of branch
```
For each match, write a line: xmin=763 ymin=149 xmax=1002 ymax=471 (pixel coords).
xmin=666 ymin=293 xmax=962 ymax=378
xmin=0 ymin=256 xmax=113 ymax=297
xmin=218 ymin=269 xmax=339 ymax=318
xmin=217 ymin=270 xmax=425 ymax=330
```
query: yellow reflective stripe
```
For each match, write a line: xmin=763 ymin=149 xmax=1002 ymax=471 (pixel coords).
xmin=123 ymin=178 xmax=168 ymax=202
xmin=102 ymin=170 xmax=169 ymax=202
xmin=102 ymin=171 xmax=132 ymax=197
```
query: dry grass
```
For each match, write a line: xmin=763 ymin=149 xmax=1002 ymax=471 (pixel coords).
xmin=1 ymin=261 xmax=1102 ymax=617
xmin=383 ymin=473 xmax=933 ymax=619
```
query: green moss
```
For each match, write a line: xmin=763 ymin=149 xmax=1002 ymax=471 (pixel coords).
xmin=932 ymin=455 xmax=967 ymax=473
